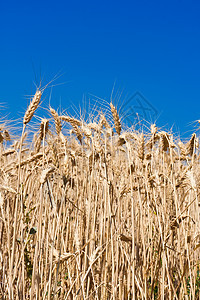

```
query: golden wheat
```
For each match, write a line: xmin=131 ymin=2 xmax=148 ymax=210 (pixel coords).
xmin=50 ymin=107 xmax=62 ymax=135
xmin=23 ymin=89 xmax=42 ymax=125
xmin=34 ymin=118 xmax=49 ymax=153
xmin=60 ymin=115 xmax=81 ymax=127
xmin=0 ymin=98 xmax=200 ymax=299
xmin=110 ymin=103 xmax=121 ymax=135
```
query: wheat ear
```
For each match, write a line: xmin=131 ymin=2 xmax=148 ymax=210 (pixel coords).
xmin=99 ymin=115 xmax=110 ymax=130
xmin=35 ymin=118 xmax=49 ymax=153
xmin=110 ymin=103 xmax=121 ymax=135
xmin=50 ymin=107 xmax=62 ymax=135
xmin=178 ymin=141 xmax=187 ymax=158
xmin=60 ymin=115 xmax=81 ymax=127
xmin=72 ymin=124 xmax=83 ymax=144
xmin=60 ymin=115 xmax=82 ymax=143
xmin=186 ymin=133 xmax=196 ymax=156
xmin=159 ymin=131 xmax=169 ymax=152
xmin=23 ymin=90 xmax=42 ymax=125
xmin=138 ymin=133 xmax=145 ymax=161
xmin=3 ymin=130 xmax=11 ymax=141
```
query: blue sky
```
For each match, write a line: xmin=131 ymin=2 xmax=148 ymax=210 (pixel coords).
xmin=0 ymin=0 xmax=200 ymax=137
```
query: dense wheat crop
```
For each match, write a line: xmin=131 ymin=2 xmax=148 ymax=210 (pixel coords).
xmin=0 ymin=91 xmax=200 ymax=299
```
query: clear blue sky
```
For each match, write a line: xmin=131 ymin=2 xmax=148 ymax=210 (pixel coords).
xmin=1 ymin=0 xmax=200 ymax=137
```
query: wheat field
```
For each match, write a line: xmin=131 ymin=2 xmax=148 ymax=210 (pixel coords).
xmin=0 ymin=89 xmax=200 ymax=299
